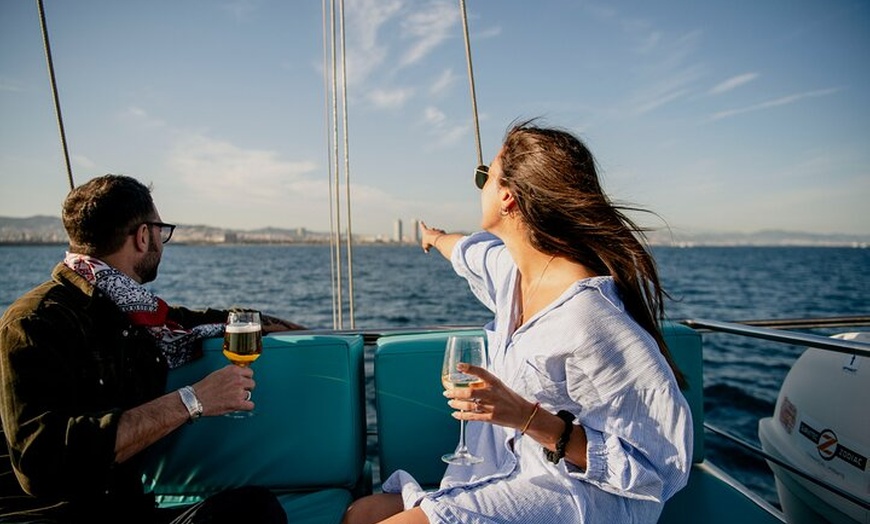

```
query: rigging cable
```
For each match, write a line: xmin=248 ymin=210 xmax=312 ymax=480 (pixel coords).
xmin=322 ymin=0 xmax=355 ymax=329
xmin=338 ymin=0 xmax=356 ymax=329
xmin=329 ymin=0 xmax=344 ymax=329
xmin=36 ymin=0 xmax=75 ymax=190
xmin=328 ymin=0 xmax=344 ymax=329
xmin=459 ymin=0 xmax=484 ymax=167
xmin=321 ymin=0 xmax=340 ymax=329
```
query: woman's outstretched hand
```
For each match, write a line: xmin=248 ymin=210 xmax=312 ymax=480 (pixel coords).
xmin=420 ymin=221 xmax=446 ymax=253
xmin=420 ymin=221 xmax=464 ymax=258
xmin=443 ymin=363 xmax=537 ymax=432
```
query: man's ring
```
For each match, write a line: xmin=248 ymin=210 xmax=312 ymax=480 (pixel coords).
xmin=244 ymin=390 xmax=252 ymax=402
xmin=472 ymin=398 xmax=481 ymax=412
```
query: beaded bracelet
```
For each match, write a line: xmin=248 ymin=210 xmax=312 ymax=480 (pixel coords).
xmin=543 ymin=410 xmax=575 ymax=464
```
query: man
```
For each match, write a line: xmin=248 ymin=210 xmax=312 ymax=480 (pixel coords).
xmin=0 ymin=175 xmax=299 ymax=523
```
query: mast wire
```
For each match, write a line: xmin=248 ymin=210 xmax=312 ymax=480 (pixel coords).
xmin=323 ymin=0 xmax=356 ymax=329
xmin=329 ymin=0 xmax=344 ymax=329
xmin=459 ymin=0 xmax=483 ymax=167
xmin=321 ymin=0 xmax=340 ymax=329
xmin=36 ymin=0 xmax=75 ymax=190
xmin=338 ymin=0 xmax=356 ymax=329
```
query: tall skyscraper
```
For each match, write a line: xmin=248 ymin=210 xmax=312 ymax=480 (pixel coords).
xmin=394 ymin=219 xmax=403 ymax=243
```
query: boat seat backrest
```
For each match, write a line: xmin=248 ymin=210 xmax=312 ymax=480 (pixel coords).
xmin=375 ymin=329 xmax=486 ymax=487
xmin=374 ymin=322 xmax=704 ymax=488
xmin=662 ymin=322 xmax=705 ymax=463
xmin=142 ymin=334 xmax=367 ymax=502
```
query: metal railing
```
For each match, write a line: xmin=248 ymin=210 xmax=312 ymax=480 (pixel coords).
xmin=682 ymin=316 xmax=870 ymax=512
xmin=683 ymin=317 xmax=870 ymax=357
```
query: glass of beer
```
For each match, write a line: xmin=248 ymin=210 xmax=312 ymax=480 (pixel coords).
xmin=222 ymin=310 xmax=263 ymax=418
xmin=441 ymin=334 xmax=486 ymax=465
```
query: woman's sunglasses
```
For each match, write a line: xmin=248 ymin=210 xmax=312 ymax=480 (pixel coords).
xmin=474 ymin=165 xmax=489 ymax=189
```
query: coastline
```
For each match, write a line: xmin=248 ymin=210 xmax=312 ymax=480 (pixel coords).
xmin=2 ymin=215 xmax=868 ymax=247
xmin=2 ymin=240 xmax=868 ymax=248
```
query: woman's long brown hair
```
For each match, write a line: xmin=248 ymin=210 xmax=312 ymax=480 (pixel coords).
xmin=499 ymin=120 xmax=686 ymax=388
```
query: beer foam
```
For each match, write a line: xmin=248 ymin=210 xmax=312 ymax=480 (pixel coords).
xmin=225 ymin=322 xmax=261 ymax=333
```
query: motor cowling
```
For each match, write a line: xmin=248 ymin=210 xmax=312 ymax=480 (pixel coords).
xmin=758 ymin=332 xmax=870 ymax=524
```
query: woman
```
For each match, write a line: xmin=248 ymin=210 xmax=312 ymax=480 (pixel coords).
xmin=344 ymin=121 xmax=692 ymax=524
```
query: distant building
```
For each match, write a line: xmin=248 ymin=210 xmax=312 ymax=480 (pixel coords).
xmin=394 ymin=219 xmax=403 ymax=243
xmin=412 ymin=219 xmax=421 ymax=244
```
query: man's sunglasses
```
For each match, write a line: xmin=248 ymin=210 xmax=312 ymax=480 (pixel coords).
xmin=474 ymin=165 xmax=489 ymax=189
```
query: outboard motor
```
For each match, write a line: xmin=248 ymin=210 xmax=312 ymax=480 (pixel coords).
xmin=758 ymin=332 xmax=870 ymax=524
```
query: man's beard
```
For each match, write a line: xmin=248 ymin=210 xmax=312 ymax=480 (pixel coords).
xmin=135 ymin=242 xmax=161 ymax=284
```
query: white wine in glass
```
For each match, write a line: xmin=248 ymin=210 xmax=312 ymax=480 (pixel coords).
xmin=441 ymin=334 xmax=486 ymax=465
xmin=222 ymin=310 xmax=262 ymax=418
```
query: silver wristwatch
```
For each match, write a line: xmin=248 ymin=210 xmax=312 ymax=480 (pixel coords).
xmin=178 ymin=385 xmax=203 ymax=421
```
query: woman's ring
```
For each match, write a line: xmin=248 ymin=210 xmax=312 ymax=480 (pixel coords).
xmin=244 ymin=390 xmax=252 ymax=402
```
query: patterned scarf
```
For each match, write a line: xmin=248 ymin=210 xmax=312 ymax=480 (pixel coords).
xmin=64 ymin=252 xmax=224 ymax=369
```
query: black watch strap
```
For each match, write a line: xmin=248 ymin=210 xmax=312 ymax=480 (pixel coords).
xmin=544 ymin=410 xmax=576 ymax=464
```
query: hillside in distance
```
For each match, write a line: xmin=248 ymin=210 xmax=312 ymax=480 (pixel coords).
xmin=1 ymin=216 xmax=868 ymax=247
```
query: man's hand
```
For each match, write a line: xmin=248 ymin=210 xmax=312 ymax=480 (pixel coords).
xmin=261 ymin=314 xmax=306 ymax=333
xmin=193 ymin=364 xmax=256 ymax=416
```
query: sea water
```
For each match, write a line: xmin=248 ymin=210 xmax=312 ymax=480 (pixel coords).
xmin=2 ymin=243 xmax=869 ymax=506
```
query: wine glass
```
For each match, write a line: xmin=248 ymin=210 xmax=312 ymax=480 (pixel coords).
xmin=222 ymin=310 xmax=263 ymax=418
xmin=441 ymin=334 xmax=486 ymax=465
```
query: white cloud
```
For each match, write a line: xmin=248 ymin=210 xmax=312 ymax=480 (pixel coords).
xmin=0 ymin=79 xmax=23 ymax=92
xmin=429 ymin=68 xmax=457 ymax=96
xmin=341 ymin=0 xmax=462 ymax=115
xmin=420 ymin=106 xmax=468 ymax=148
xmin=367 ymin=87 xmax=414 ymax=109
xmin=162 ymin=132 xmax=437 ymax=233
xmin=119 ymin=106 xmax=166 ymax=128
xmin=125 ymin=106 xmax=148 ymax=118
xmin=635 ymin=30 xmax=663 ymax=54
xmin=638 ymin=29 xmax=703 ymax=71
xmin=72 ymin=155 xmax=97 ymax=170
xmin=632 ymin=87 xmax=691 ymax=115
xmin=620 ymin=27 xmax=705 ymax=115
xmin=423 ymin=106 xmax=446 ymax=125
xmin=709 ymin=87 xmax=841 ymax=121
xmin=474 ymin=26 xmax=502 ymax=40
xmin=344 ymin=0 xmax=404 ymax=85
xmin=434 ymin=124 xmax=469 ymax=148
xmin=168 ymin=133 xmax=318 ymax=202
xmin=399 ymin=1 xmax=459 ymax=67
xmin=628 ymin=67 xmax=703 ymax=115
xmin=709 ymin=73 xmax=759 ymax=95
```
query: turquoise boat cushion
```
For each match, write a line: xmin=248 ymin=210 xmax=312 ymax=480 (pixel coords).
xmin=375 ymin=329 xmax=485 ymax=487
xmin=155 ymin=489 xmax=356 ymax=524
xmin=142 ymin=334 xmax=367 ymax=508
xmin=661 ymin=322 xmax=705 ymax=463
xmin=374 ymin=322 xmax=704 ymax=489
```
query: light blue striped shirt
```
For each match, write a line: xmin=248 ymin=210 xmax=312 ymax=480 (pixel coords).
xmin=383 ymin=232 xmax=692 ymax=523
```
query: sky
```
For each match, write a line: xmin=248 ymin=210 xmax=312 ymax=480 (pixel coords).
xmin=1 ymin=0 xmax=868 ymax=238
